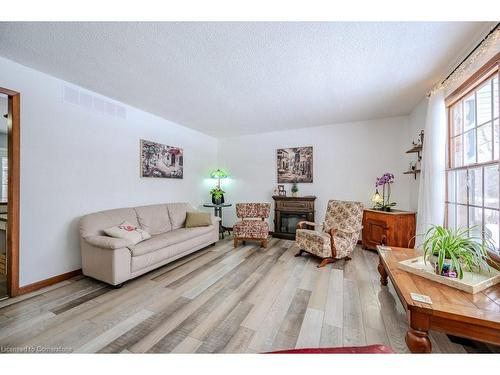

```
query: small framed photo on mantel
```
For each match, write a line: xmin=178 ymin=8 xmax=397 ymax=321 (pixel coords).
xmin=277 ymin=184 xmax=286 ymax=196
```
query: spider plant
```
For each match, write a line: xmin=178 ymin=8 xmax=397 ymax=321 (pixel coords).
xmin=421 ymin=225 xmax=495 ymax=279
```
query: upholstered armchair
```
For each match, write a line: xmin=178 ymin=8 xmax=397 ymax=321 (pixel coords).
xmin=295 ymin=200 xmax=364 ymax=267
xmin=233 ymin=203 xmax=271 ymax=248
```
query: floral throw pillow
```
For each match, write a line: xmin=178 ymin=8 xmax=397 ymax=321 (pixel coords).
xmin=104 ymin=221 xmax=151 ymax=245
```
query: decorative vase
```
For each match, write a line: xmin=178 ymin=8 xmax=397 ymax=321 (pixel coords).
xmin=211 ymin=194 xmax=224 ymax=205
xmin=383 ymin=206 xmax=391 ymax=212
xmin=429 ymin=255 xmax=456 ymax=278
xmin=292 ymin=192 xmax=298 ymax=197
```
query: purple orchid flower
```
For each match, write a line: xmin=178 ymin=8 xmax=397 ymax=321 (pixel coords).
xmin=375 ymin=172 xmax=394 ymax=187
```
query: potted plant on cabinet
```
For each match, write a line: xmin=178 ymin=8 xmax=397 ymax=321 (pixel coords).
xmin=421 ymin=225 xmax=496 ymax=279
xmin=291 ymin=181 xmax=299 ymax=197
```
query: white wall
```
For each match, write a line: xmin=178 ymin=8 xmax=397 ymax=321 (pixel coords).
xmin=218 ymin=117 xmax=412 ymax=227
xmin=0 ymin=57 xmax=218 ymax=287
xmin=407 ymin=97 xmax=428 ymax=211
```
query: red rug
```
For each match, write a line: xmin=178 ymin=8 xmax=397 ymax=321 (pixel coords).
xmin=266 ymin=345 xmax=394 ymax=354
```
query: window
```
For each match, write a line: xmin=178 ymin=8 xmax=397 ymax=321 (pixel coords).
xmin=446 ymin=67 xmax=499 ymax=254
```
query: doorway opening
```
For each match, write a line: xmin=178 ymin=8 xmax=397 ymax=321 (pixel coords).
xmin=0 ymin=87 xmax=20 ymax=299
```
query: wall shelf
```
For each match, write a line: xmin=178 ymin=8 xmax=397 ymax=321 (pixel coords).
xmin=405 ymin=146 xmax=423 ymax=154
xmin=405 ymin=130 xmax=424 ymax=179
xmin=403 ymin=169 xmax=421 ymax=179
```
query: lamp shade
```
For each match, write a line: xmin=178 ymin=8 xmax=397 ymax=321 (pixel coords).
xmin=372 ymin=189 xmax=383 ymax=204
xmin=210 ymin=169 xmax=229 ymax=179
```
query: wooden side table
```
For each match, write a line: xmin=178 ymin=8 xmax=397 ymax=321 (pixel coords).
xmin=362 ymin=209 xmax=416 ymax=250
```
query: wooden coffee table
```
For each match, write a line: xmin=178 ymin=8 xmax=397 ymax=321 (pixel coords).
xmin=377 ymin=245 xmax=500 ymax=353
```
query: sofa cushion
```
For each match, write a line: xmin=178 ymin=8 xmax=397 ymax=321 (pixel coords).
xmin=131 ymin=230 xmax=215 ymax=273
xmin=80 ymin=208 xmax=140 ymax=238
xmin=134 ymin=204 xmax=171 ymax=235
xmin=167 ymin=202 xmax=191 ymax=229
xmin=185 ymin=211 xmax=212 ymax=228
xmin=104 ymin=221 xmax=151 ymax=245
xmin=129 ymin=225 xmax=215 ymax=256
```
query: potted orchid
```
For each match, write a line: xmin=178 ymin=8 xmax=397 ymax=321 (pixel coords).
xmin=374 ymin=172 xmax=396 ymax=212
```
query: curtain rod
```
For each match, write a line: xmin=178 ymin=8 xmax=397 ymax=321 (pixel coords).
xmin=439 ymin=22 xmax=500 ymax=87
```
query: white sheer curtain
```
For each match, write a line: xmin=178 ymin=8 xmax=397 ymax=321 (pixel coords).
xmin=416 ymin=88 xmax=446 ymax=246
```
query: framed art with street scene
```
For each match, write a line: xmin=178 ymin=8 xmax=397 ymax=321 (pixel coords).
xmin=277 ymin=146 xmax=313 ymax=183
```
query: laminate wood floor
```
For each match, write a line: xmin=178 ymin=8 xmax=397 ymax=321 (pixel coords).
xmin=0 ymin=238 xmax=484 ymax=353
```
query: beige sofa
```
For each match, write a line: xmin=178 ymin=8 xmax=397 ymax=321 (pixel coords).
xmin=79 ymin=202 xmax=220 ymax=286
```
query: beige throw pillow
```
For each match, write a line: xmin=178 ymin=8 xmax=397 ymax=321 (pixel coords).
xmin=104 ymin=221 xmax=151 ymax=245
xmin=185 ymin=211 xmax=212 ymax=228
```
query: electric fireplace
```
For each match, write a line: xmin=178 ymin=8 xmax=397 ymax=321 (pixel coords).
xmin=272 ymin=195 xmax=316 ymax=240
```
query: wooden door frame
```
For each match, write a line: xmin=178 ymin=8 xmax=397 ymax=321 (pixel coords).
xmin=0 ymin=87 xmax=20 ymax=297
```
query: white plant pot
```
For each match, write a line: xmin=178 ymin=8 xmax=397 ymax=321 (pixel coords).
xmin=428 ymin=255 xmax=455 ymax=276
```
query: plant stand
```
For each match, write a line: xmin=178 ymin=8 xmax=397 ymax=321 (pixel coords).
xmin=203 ymin=203 xmax=232 ymax=239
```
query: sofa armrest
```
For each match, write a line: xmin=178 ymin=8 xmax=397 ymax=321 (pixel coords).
xmin=84 ymin=235 xmax=133 ymax=249
xmin=211 ymin=215 xmax=221 ymax=225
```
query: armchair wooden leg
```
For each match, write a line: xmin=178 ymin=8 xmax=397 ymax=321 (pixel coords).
xmin=260 ymin=239 xmax=268 ymax=248
xmin=233 ymin=238 xmax=239 ymax=248
xmin=295 ymin=249 xmax=304 ymax=257
xmin=318 ymin=257 xmax=335 ymax=268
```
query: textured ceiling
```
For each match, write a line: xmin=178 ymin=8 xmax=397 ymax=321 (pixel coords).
xmin=0 ymin=22 xmax=491 ymax=137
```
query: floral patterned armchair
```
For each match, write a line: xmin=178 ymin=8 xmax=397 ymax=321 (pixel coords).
xmin=233 ymin=203 xmax=271 ymax=248
xmin=295 ymin=200 xmax=364 ymax=267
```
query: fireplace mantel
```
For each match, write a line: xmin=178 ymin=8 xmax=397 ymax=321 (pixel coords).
xmin=272 ymin=195 xmax=316 ymax=240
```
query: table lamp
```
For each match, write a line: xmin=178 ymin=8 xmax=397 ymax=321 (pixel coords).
xmin=210 ymin=168 xmax=229 ymax=188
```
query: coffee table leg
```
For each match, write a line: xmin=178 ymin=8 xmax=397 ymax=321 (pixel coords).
xmin=378 ymin=256 xmax=388 ymax=286
xmin=405 ymin=328 xmax=432 ymax=353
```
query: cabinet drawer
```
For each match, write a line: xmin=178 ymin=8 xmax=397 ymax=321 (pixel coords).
xmin=277 ymin=200 xmax=313 ymax=212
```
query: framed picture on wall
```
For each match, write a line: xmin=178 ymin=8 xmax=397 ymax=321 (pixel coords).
xmin=140 ymin=139 xmax=184 ymax=179
xmin=277 ymin=146 xmax=313 ymax=183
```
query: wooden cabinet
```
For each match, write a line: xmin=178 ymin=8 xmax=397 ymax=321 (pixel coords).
xmin=362 ymin=209 xmax=416 ymax=250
